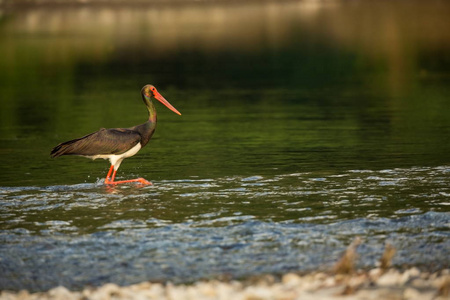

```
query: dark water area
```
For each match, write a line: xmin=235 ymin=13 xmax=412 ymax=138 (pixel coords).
xmin=0 ymin=0 xmax=450 ymax=292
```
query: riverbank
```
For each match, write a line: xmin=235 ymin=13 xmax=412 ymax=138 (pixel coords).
xmin=1 ymin=267 xmax=449 ymax=300
xmin=2 ymin=239 xmax=449 ymax=300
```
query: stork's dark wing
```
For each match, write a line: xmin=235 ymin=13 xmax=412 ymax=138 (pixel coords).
xmin=50 ymin=128 xmax=142 ymax=158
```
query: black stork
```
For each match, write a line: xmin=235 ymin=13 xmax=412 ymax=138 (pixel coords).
xmin=50 ymin=85 xmax=181 ymax=185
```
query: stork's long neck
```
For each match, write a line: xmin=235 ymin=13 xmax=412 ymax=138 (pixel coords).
xmin=144 ymin=95 xmax=157 ymax=123
xmin=135 ymin=94 xmax=157 ymax=147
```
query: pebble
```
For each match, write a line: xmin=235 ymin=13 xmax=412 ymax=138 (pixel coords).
xmin=48 ymin=286 xmax=76 ymax=300
xmin=377 ymin=269 xmax=402 ymax=286
xmin=368 ymin=268 xmax=382 ymax=280
xmin=0 ymin=268 xmax=448 ymax=300
xmin=403 ymin=287 xmax=421 ymax=300
xmin=281 ymin=273 xmax=302 ymax=286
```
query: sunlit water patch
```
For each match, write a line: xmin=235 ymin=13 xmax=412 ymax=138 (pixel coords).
xmin=0 ymin=166 xmax=449 ymax=291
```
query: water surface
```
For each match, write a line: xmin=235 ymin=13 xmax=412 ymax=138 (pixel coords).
xmin=1 ymin=166 xmax=449 ymax=291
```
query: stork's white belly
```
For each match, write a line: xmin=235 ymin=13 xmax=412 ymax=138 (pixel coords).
xmin=88 ymin=143 xmax=142 ymax=170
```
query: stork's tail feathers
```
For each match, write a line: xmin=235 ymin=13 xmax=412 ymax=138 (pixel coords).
xmin=50 ymin=138 xmax=82 ymax=158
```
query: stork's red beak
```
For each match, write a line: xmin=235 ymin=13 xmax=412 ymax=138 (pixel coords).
xmin=154 ymin=91 xmax=181 ymax=115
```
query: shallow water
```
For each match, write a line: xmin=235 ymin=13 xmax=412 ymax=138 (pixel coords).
xmin=1 ymin=166 xmax=449 ymax=291
xmin=1 ymin=0 xmax=450 ymax=292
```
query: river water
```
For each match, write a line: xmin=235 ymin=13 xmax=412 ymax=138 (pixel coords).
xmin=0 ymin=0 xmax=449 ymax=292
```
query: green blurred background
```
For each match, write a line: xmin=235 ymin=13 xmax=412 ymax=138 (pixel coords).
xmin=0 ymin=0 xmax=449 ymax=186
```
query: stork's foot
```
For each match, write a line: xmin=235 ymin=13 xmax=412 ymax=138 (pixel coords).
xmin=104 ymin=165 xmax=152 ymax=185
xmin=105 ymin=178 xmax=152 ymax=185
xmin=136 ymin=178 xmax=152 ymax=185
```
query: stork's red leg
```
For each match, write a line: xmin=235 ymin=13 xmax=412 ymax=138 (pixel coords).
xmin=104 ymin=166 xmax=152 ymax=185
xmin=104 ymin=165 xmax=114 ymax=184
xmin=110 ymin=178 xmax=152 ymax=185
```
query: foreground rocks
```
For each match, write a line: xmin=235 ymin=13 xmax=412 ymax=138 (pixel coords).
xmin=1 ymin=268 xmax=449 ymax=300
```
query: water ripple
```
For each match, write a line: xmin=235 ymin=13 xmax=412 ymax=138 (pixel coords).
xmin=0 ymin=166 xmax=449 ymax=291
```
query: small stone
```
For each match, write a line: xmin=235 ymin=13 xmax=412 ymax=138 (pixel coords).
xmin=48 ymin=286 xmax=74 ymax=300
xmin=166 ymin=282 xmax=187 ymax=300
xmin=410 ymin=278 xmax=429 ymax=289
xmin=1 ymin=291 xmax=20 ymax=300
xmin=257 ymin=275 xmax=276 ymax=286
xmin=348 ymin=274 xmax=367 ymax=288
xmin=101 ymin=282 xmax=121 ymax=294
xmin=15 ymin=290 xmax=30 ymax=300
xmin=131 ymin=281 xmax=152 ymax=291
xmin=217 ymin=281 xmax=240 ymax=299
xmin=147 ymin=283 xmax=166 ymax=299
xmin=282 ymin=273 xmax=302 ymax=286
xmin=196 ymin=281 xmax=217 ymax=298
xmin=313 ymin=273 xmax=327 ymax=282
xmin=396 ymin=267 xmax=420 ymax=286
xmin=407 ymin=268 xmax=420 ymax=278
xmin=82 ymin=288 xmax=93 ymax=298
xmin=322 ymin=276 xmax=335 ymax=287
xmin=403 ymin=287 xmax=421 ymax=300
xmin=243 ymin=286 xmax=271 ymax=300
xmin=369 ymin=268 xmax=383 ymax=281
xmin=377 ymin=269 xmax=401 ymax=286
xmin=89 ymin=283 xmax=123 ymax=300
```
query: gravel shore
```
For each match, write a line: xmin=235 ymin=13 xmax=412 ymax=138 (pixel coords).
xmin=2 ymin=240 xmax=448 ymax=299
xmin=1 ymin=267 xmax=449 ymax=300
